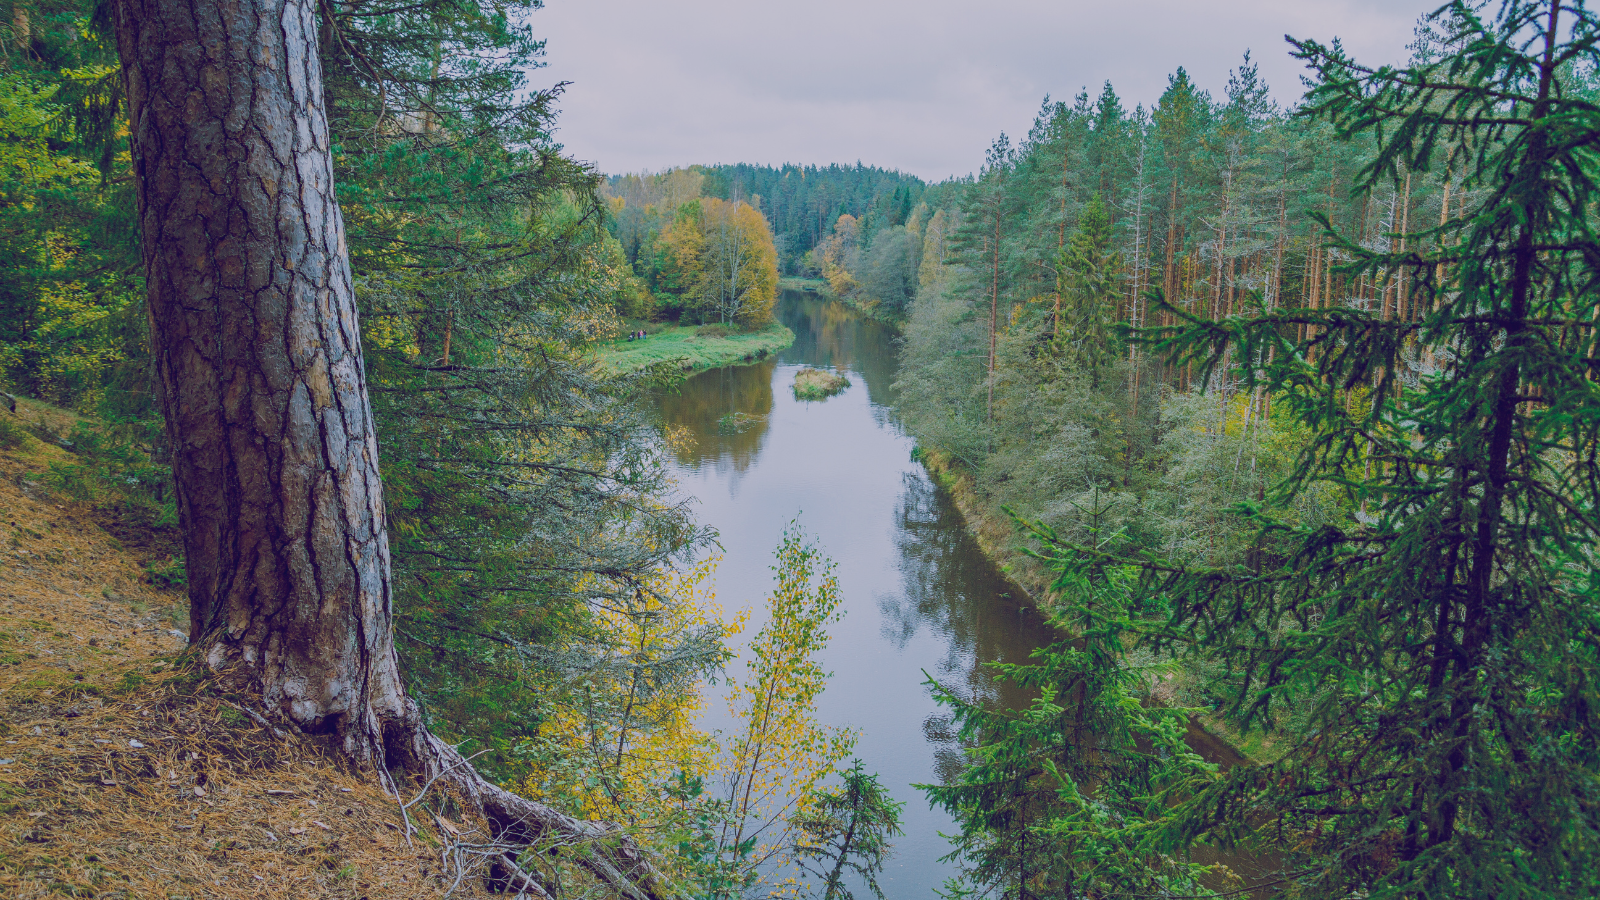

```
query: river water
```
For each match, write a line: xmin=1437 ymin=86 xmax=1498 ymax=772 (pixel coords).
xmin=656 ymin=290 xmax=1059 ymax=898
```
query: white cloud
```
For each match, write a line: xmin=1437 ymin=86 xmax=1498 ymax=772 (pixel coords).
xmin=532 ymin=0 xmax=1440 ymax=181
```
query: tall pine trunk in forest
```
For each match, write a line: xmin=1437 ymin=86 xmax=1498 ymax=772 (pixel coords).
xmin=113 ymin=2 xmax=673 ymax=896
xmin=115 ymin=0 xmax=408 ymax=763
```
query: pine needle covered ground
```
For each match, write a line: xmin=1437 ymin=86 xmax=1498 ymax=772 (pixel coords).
xmin=0 ymin=399 xmax=495 ymax=899
xmin=594 ymin=321 xmax=794 ymax=375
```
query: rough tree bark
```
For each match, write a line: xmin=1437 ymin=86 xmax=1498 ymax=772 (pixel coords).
xmin=114 ymin=1 xmax=670 ymax=896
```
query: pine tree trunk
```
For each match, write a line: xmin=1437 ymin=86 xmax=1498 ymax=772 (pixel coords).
xmin=114 ymin=2 xmax=672 ymax=894
xmin=116 ymin=0 xmax=407 ymax=762
xmin=988 ymin=210 xmax=999 ymax=426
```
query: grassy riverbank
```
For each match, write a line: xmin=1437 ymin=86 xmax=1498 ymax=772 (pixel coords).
xmin=778 ymin=276 xmax=826 ymax=292
xmin=594 ymin=321 xmax=794 ymax=376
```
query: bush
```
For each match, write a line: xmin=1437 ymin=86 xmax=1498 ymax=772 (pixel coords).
xmin=145 ymin=555 xmax=187 ymax=590
xmin=695 ymin=323 xmax=733 ymax=338
xmin=792 ymin=368 xmax=850 ymax=401
xmin=0 ymin=415 xmax=31 ymax=450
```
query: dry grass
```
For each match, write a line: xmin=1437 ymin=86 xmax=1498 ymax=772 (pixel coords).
xmin=0 ymin=404 xmax=504 ymax=899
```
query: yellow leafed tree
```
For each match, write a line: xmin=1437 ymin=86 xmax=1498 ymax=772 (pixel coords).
xmin=819 ymin=214 xmax=862 ymax=302
xmin=520 ymin=558 xmax=739 ymax=849
xmin=654 ymin=201 xmax=708 ymax=298
xmin=710 ymin=525 xmax=855 ymax=897
xmin=696 ymin=198 xmax=778 ymax=327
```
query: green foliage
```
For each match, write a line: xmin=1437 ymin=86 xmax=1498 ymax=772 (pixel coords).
xmin=792 ymin=760 xmax=904 ymax=900
xmin=899 ymin=2 xmax=1600 ymax=896
xmin=929 ymin=2 xmax=1600 ymax=897
xmin=1135 ymin=5 xmax=1600 ymax=894
xmin=143 ymin=556 xmax=186 ymax=591
xmin=924 ymin=502 xmax=1216 ymax=899
xmin=710 ymin=524 xmax=855 ymax=899
xmin=0 ymin=4 xmax=142 ymax=413
xmin=1050 ymin=194 xmax=1120 ymax=371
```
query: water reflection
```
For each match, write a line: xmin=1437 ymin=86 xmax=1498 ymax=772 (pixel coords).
xmin=654 ymin=291 xmax=1059 ymax=900
xmin=781 ymin=292 xmax=905 ymax=428
xmin=657 ymin=360 xmax=775 ymax=474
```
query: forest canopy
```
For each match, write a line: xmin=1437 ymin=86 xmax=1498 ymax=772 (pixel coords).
xmin=891 ymin=3 xmax=1600 ymax=898
xmin=3 ymin=0 xmax=1598 ymax=898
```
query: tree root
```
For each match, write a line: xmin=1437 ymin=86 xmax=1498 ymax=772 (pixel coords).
xmin=392 ymin=700 xmax=677 ymax=900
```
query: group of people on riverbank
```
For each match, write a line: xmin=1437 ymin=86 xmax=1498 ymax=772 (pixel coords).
xmin=624 ymin=330 xmax=647 ymax=341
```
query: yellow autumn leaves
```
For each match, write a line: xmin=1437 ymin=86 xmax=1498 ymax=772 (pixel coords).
xmin=654 ymin=198 xmax=780 ymax=328
xmin=520 ymin=527 xmax=855 ymax=896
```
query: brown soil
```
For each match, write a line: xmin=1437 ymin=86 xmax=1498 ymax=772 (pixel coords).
xmin=0 ymin=401 xmax=494 ymax=899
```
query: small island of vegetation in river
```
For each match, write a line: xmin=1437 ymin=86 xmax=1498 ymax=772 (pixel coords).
xmin=792 ymin=367 xmax=850 ymax=401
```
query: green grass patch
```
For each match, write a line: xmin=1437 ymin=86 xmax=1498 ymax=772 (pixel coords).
xmin=0 ymin=414 xmax=33 ymax=450
xmin=594 ymin=320 xmax=794 ymax=376
xmin=144 ymin=556 xmax=187 ymax=590
xmin=792 ymin=367 xmax=850 ymax=401
xmin=778 ymin=276 xmax=827 ymax=292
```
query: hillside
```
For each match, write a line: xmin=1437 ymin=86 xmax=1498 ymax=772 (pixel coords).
xmin=0 ymin=400 xmax=494 ymax=899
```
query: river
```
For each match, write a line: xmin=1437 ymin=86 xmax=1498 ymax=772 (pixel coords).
xmin=655 ymin=290 xmax=1059 ymax=898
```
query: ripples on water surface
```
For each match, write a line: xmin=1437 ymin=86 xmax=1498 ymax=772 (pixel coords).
xmin=655 ymin=291 xmax=1059 ymax=899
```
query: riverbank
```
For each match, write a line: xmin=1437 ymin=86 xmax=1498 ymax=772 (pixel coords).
xmin=914 ymin=446 xmax=1272 ymax=763
xmin=914 ymin=447 xmax=1052 ymax=603
xmin=594 ymin=320 xmax=794 ymax=375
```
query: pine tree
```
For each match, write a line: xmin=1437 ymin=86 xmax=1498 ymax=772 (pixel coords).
xmin=1052 ymin=194 xmax=1121 ymax=373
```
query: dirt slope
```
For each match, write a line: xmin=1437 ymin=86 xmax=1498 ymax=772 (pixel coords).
xmin=0 ymin=402 xmax=496 ymax=899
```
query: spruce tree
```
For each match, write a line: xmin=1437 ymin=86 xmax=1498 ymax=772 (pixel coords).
xmin=1090 ymin=1 xmax=1600 ymax=895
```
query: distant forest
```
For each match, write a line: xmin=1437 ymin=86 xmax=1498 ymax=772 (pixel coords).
xmin=605 ymin=163 xmax=939 ymax=275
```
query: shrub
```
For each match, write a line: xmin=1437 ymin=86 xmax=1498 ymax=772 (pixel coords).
xmin=792 ymin=368 xmax=850 ymax=401
xmin=0 ymin=415 xmax=31 ymax=450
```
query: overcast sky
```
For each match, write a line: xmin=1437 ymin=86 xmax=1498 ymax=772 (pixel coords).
xmin=531 ymin=0 xmax=1443 ymax=182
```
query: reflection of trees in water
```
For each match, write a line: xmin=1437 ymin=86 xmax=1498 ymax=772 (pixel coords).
xmin=655 ymin=361 xmax=775 ymax=473
xmin=777 ymin=292 xmax=903 ymax=417
xmin=882 ymin=470 xmax=1059 ymax=782
xmin=923 ymin=713 xmax=971 ymax=785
